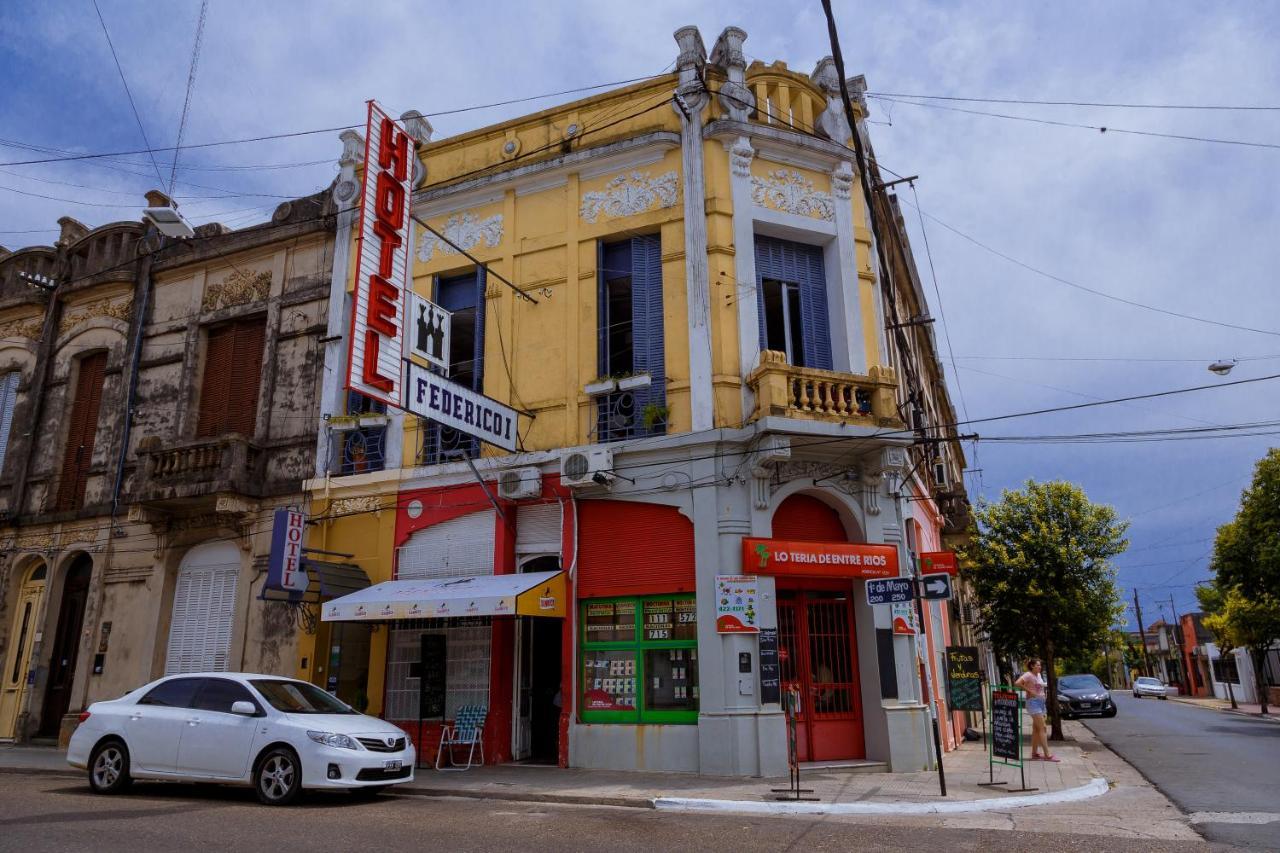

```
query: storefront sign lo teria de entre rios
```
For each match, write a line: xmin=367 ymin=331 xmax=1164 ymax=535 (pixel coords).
xmin=742 ymin=538 xmax=899 ymax=579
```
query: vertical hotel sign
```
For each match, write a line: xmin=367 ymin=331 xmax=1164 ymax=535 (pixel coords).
xmin=347 ymin=102 xmax=413 ymax=405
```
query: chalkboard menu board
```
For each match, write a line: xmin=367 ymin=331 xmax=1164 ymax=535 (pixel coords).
xmin=758 ymin=628 xmax=780 ymax=705
xmin=945 ymin=646 xmax=983 ymax=712
xmin=419 ymin=634 xmax=447 ymax=720
xmin=991 ymin=689 xmax=1021 ymax=762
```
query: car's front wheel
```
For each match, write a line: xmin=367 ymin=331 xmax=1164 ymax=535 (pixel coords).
xmin=254 ymin=747 xmax=302 ymax=806
xmin=88 ymin=739 xmax=132 ymax=794
xmin=1103 ymin=705 xmax=1117 ymax=718
xmin=1159 ymin=695 xmax=1167 ymax=700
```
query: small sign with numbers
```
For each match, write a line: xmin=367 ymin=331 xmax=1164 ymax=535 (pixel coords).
xmin=715 ymin=575 xmax=759 ymax=633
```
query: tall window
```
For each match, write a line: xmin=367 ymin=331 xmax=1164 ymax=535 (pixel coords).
xmin=754 ymin=235 xmax=832 ymax=370
xmin=422 ymin=269 xmax=485 ymax=464
xmin=197 ymin=316 xmax=265 ymax=438
xmin=0 ymin=370 xmax=20 ymax=472
xmin=595 ymin=236 xmax=666 ymax=441
xmin=57 ymin=351 xmax=107 ymax=511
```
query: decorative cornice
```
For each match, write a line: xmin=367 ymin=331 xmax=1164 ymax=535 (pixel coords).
xmin=58 ymin=297 xmax=132 ymax=336
xmin=580 ymin=170 xmax=679 ymax=224
xmin=831 ymin=164 xmax=854 ymax=201
xmin=417 ymin=212 xmax=504 ymax=262
xmin=750 ymin=169 xmax=835 ymax=221
xmin=202 ymin=269 xmax=271 ymax=312
xmin=331 ymin=495 xmax=383 ymax=515
xmin=728 ymin=136 xmax=754 ymax=178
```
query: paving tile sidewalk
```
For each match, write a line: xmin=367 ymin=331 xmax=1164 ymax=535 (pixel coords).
xmin=1166 ymin=693 xmax=1280 ymax=722
xmin=1 ymin=712 xmax=1101 ymax=809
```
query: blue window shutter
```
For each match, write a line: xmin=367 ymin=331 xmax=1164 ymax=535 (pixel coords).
xmin=629 ymin=235 xmax=664 ymax=410
xmin=753 ymin=237 xmax=773 ymax=351
xmin=798 ymin=243 xmax=832 ymax=370
xmin=473 ymin=267 xmax=486 ymax=393
xmin=597 ymin=241 xmax=608 ymax=376
xmin=0 ymin=371 xmax=19 ymax=470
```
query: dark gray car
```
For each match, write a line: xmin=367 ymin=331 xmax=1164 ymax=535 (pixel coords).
xmin=1056 ymin=673 xmax=1117 ymax=718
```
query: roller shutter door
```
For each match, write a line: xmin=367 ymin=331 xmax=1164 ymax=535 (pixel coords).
xmin=577 ymin=500 xmax=695 ymax=598
xmin=398 ymin=510 xmax=496 ymax=580
xmin=165 ymin=542 xmax=240 ymax=675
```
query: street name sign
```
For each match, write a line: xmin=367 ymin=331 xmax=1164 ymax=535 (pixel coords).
xmin=920 ymin=573 xmax=953 ymax=601
xmin=865 ymin=577 xmax=914 ymax=606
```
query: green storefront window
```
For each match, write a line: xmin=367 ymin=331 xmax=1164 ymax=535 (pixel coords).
xmin=580 ymin=595 xmax=699 ymax=724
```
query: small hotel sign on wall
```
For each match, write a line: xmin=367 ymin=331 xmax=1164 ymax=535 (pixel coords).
xmin=347 ymin=101 xmax=413 ymax=406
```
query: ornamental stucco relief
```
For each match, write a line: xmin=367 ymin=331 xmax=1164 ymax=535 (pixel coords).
xmin=58 ymin=297 xmax=132 ymax=336
xmin=579 ymin=171 xmax=679 ymax=224
xmin=751 ymin=169 xmax=835 ymax=221
xmin=0 ymin=315 xmax=43 ymax=340
xmin=202 ymin=269 xmax=271 ymax=312
xmin=416 ymin=213 xmax=504 ymax=262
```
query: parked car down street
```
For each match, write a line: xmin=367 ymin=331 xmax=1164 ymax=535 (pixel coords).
xmin=1132 ymin=676 xmax=1168 ymax=699
xmin=66 ymin=673 xmax=415 ymax=805
xmin=1055 ymin=673 xmax=1117 ymax=718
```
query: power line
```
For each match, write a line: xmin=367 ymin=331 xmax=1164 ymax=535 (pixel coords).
xmin=0 ymin=71 xmax=674 ymax=169
xmin=873 ymin=95 xmax=1280 ymax=151
xmin=954 ymin=353 xmax=1280 ymax=364
xmin=866 ymin=92 xmax=1280 ymax=112
xmin=897 ymin=196 xmax=1280 ymax=338
xmin=168 ymin=0 xmax=209 ymax=197
xmin=91 ymin=0 xmax=167 ymax=189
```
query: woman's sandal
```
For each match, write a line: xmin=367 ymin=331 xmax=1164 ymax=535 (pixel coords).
xmin=1044 ymin=755 xmax=1060 ymax=762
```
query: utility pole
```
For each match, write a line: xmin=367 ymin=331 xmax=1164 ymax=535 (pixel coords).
xmin=1133 ymin=590 xmax=1152 ymax=677
xmin=1168 ymin=595 xmax=1184 ymax=692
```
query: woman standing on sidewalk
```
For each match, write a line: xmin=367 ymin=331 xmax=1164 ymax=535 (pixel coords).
xmin=1016 ymin=658 xmax=1058 ymax=762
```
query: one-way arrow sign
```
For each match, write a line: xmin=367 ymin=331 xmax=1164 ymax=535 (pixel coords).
xmin=920 ymin=572 xmax=953 ymax=601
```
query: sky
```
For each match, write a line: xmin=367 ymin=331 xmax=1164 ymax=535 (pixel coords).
xmin=2 ymin=1 xmax=1278 ymax=628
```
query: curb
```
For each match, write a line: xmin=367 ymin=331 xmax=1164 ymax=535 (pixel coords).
xmin=1166 ymin=696 xmax=1280 ymax=724
xmin=653 ymin=776 xmax=1111 ymax=816
xmin=394 ymin=785 xmax=655 ymax=809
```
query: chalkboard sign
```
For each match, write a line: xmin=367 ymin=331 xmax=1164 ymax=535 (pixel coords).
xmin=945 ymin=646 xmax=983 ymax=712
xmin=991 ymin=688 xmax=1021 ymax=763
xmin=419 ymin=634 xmax=447 ymax=720
xmin=759 ymin=628 xmax=780 ymax=705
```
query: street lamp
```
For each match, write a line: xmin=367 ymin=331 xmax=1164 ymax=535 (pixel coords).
xmin=1207 ymin=359 xmax=1237 ymax=376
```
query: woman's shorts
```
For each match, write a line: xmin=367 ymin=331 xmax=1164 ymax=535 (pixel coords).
xmin=1027 ymin=697 xmax=1047 ymax=716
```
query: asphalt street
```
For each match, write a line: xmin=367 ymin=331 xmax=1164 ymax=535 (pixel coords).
xmin=0 ymin=771 xmax=1211 ymax=853
xmin=1083 ymin=693 xmax=1280 ymax=850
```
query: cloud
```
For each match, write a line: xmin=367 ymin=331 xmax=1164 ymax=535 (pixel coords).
xmin=2 ymin=0 xmax=1277 ymax=619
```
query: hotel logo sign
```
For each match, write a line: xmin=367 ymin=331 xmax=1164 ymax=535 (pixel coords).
xmin=348 ymin=101 xmax=413 ymax=405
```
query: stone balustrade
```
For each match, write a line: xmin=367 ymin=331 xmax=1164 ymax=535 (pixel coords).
xmin=746 ymin=350 xmax=902 ymax=427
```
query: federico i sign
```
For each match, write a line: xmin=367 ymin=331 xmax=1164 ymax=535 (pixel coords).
xmin=405 ymin=361 xmax=518 ymax=452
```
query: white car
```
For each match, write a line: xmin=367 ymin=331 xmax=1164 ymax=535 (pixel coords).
xmin=67 ymin=673 xmax=415 ymax=805
xmin=1132 ymin=676 xmax=1168 ymax=699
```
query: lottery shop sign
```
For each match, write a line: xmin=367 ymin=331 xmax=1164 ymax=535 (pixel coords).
xmin=347 ymin=101 xmax=413 ymax=406
xmin=742 ymin=538 xmax=898 ymax=579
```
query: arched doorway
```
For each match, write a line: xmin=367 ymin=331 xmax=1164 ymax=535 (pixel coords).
xmin=165 ymin=541 xmax=241 ymax=675
xmin=770 ymin=493 xmax=866 ymax=762
xmin=1 ymin=561 xmax=47 ymax=739
xmin=39 ymin=555 xmax=92 ymax=738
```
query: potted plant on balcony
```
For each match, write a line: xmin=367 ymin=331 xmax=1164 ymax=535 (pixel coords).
xmin=641 ymin=402 xmax=670 ymax=432
xmin=584 ymin=375 xmax=618 ymax=396
xmin=616 ymin=371 xmax=652 ymax=392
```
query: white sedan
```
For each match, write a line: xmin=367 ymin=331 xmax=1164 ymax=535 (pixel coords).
xmin=1132 ymin=676 xmax=1168 ymax=699
xmin=67 ymin=673 xmax=415 ymax=805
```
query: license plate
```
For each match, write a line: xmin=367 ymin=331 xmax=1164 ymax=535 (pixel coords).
xmin=1081 ymin=702 xmax=1094 ymax=708
xmin=384 ymin=759 xmax=402 ymax=771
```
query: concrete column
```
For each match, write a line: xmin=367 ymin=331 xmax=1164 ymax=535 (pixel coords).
xmin=725 ymin=136 xmax=760 ymax=424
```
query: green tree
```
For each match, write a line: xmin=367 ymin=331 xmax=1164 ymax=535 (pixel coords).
xmin=960 ymin=480 xmax=1128 ymax=740
xmin=1197 ymin=581 xmax=1239 ymax=709
xmin=1206 ymin=449 xmax=1280 ymax=715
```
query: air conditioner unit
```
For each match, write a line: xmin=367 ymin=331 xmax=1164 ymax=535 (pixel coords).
xmin=560 ymin=447 xmax=614 ymax=488
xmin=497 ymin=467 xmax=542 ymax=500
xmin=932 ymin=461 xmax=949 ymax=489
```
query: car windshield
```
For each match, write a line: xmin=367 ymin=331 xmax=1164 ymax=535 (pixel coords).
xmin=1059 ymin=675 xmax=1103 ymax=690
xmin=1137 ymin=677 xmax=1161 ymax=685
xmin=250 ymin=679 xmax=356 ymax=714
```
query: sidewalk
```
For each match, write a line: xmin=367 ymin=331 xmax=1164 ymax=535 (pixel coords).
xmin=1166 ymin=693 xmax=1280 ymax=722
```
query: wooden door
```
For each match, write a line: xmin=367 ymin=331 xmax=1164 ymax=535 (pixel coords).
xmin=0 ymin=567 xmax=46 ymax=739
xmin=38 ymin=558 xmax=92 ymax=737
xmin=777 ymin=587 xmax=864 ymax=762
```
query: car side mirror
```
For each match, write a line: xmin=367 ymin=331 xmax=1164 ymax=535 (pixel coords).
xmin=1103 ymin=683 xmax=1110 ymax=690
xmin=231 ymin=700 xmax=258 ymax=716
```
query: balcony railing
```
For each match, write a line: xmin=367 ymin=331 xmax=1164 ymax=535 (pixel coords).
xmin=136 ymin=435 xmax=265 ymax=503
xmin=591 ymin=388 xmax=667 ymax=444
xmin=746 ymin=350 xmax=902 ymax=427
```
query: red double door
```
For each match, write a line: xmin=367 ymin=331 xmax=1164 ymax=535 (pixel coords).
xmin=777 ymin=583 xmax=865 ymax=762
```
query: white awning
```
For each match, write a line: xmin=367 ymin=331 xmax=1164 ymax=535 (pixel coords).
xmin=320 ymin=570 xmax=566 ymax=622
